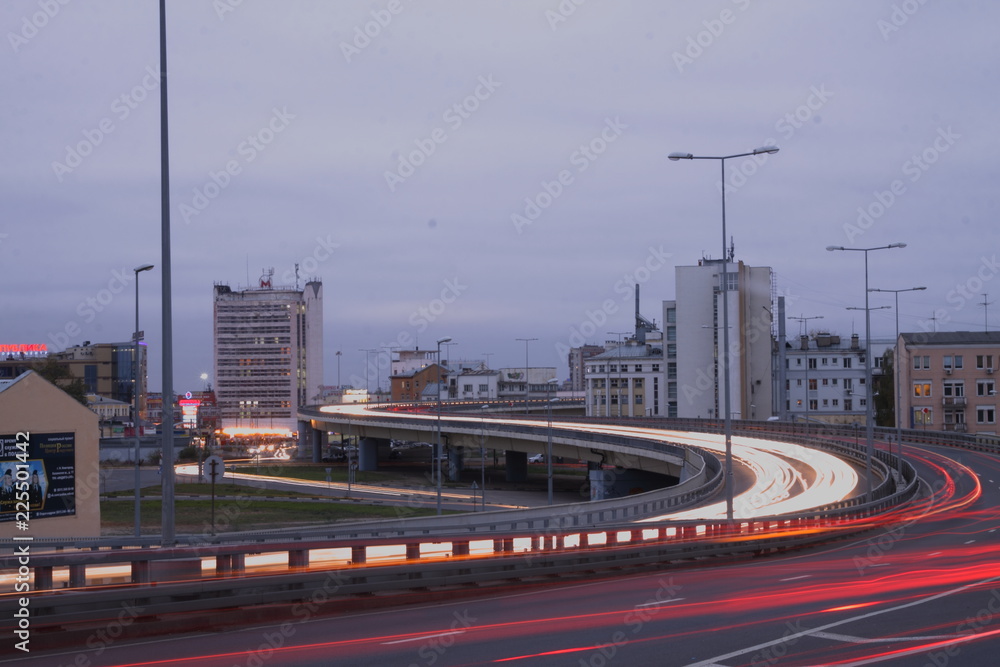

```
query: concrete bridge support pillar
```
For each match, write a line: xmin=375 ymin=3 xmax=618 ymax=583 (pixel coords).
xmin=505 ymin=450 xmax=528 ymax=483
xmin=358 ymin=437 xmax=380 ymax=471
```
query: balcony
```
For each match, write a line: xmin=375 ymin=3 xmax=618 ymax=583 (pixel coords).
xmin=942 ymin=422 xmax=968 ymax=433
xmin=942 ymin=396 xmax=967 ymax=407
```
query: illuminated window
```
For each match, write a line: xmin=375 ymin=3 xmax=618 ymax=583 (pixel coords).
xmin=913 ymin=383 xmax=931 ymax=397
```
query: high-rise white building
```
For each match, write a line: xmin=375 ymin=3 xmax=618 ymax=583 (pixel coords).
xmin=213 ymin=271 xmax=323 ymax=434
xmin=670 ymin=258 xmax=774 ymax=420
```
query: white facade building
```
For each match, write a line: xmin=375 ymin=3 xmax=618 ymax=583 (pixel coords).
xmin=671 ymin=258 xmax=774 ymax=420
xmin=213 ymin=272 xmax=323 ymax=434
xmin=585 ymin=340 xmax=664 ymax=417
xmin=780 ymin=333 xmax=894 ymax=425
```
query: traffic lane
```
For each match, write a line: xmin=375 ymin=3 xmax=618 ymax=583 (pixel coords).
xmin=9 ymin=444 xmax=988 ymax=666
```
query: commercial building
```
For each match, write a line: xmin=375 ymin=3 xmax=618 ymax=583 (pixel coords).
xmin=567 ymin=345 xmax=604 ymax=392
xmin=0 ymin=371 xmax=101 ymax=538
xmin=897 ymin=331 xmax=1000 ymax=434
xmin=585 ymin=289 xmax=663 ymax=417
xmin=213 ymin=271 xmax=323 ymax=434
xmin=497 ymin=367 xmax=558 ymax=405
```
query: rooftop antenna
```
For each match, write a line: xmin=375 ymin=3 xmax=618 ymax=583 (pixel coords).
xmin=728 ymin=236 xmax=735 ymax=262
xmin=981 ymin=293 xmax=994 ymax=332
xmin=295 ymin=263 xmax=300 ymax=290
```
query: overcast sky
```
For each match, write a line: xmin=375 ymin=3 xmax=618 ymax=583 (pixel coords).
xmin=2 ymin=1 xmax=997 ymax=394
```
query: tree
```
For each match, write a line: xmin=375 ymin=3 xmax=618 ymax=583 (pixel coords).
xmin=31 ymin=358 xmax=89 ymax=406
xmin=873 ymin=348 xmax=895 ymax=427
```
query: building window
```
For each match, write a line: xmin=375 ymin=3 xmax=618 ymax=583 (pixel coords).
xmin=977 ymin=355 xmax=995 ymax=369
xmin=943 ymin=381 xmax=965 ymax=397
xmin=944 ymin=356 xmax=953 ymax=369
xmin=666 ymin=308 xmax=676 ymax=324
xmin=832 ymin=399 xmax=839 ymax=407
xmin=666 ymin=327 xmax=676 ymax=342
xmin=809 ymin=399 xmax=818 ymax=410
xmin=634 ymin=365 xmax=642 ymax=372
xmin=844 ymin=399 xmax=853 ymax=411
xmin=913 ymin=382 xmax=931 ymax=397
xmin=610 ymin=365 xmax=617 ymax=373
xmin=955 ymin=355 xmax=964 ymax=369
xmin=977 ymin=380 xmax=995 ymax=397
xmin=915 ymin=408 xmax=933 ymax=425
xmin=843 ymin=358 xmax=852 ymax=369
xmin=635 ymin=394 xmax=643 ymax=405
xmin=977 ymin=407 xmax=996 ymax=424
xmin=463 ymin=384 xmax=472 ymax=393
xmin=822 ymin=358 xmax=829 ymax=366
xmin=822 ymin=378 xmax=829 ymax=386
xmin=808 ymin=379 xmax=817 ymax=390
xmin=822 ymin=399 xmax=829 ymax=407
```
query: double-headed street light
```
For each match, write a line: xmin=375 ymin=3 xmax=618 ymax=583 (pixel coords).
xmin=435 ymin=336 xmax=452 ymax=515
xmin=669 ymin=145 xmax=780 ymax=523
xmin=869 ymin=285 xmax=926 ymax=476
xmin=828 ymin=243 xmax=907 ymax=497
xmin=133 ymin=263 xmax=154 ymax=537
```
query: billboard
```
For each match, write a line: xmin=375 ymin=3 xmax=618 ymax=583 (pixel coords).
xmin=0 ymin=432 xmax=76 ymax=521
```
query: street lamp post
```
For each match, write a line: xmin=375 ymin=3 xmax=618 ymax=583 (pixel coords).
xmin=608 ymin=331 xmax=629 ymax=417
xmin=669 ymin=145 xmax=780 ymax=522
xmin=869 ymin=285 xmax=926 ymax=477
xmin=829 ymin=243 xmax=908 ymax=498
xmin=546 ymin=377 xmax=559 ymax=505
xmin=133 ymin=263 xmax=154 ymax=537
xmin=515 ymin=337 xmax=537 ymax=413
xmin=480 ymin=404 xmax=488 ymax=510
xmin=789 ymin=315 xmax=823 ymax=427
xmin=435 ymin=336 xmax=452 ymax=514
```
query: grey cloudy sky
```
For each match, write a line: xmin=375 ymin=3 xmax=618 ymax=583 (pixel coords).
xmin=2 ymin=1 xmax=997 ymax=394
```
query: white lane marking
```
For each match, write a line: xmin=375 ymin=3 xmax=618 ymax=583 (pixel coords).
xmin=636 ymin=597 xmax=686 ymax=607
xmin=686 ymin=573 xmax=1000 ymax=667
xmin=779 ymin=575 xmax=812 ymax=582
xmin=381 ymin=630 xmax=465 ymax=645
xmin=811 ymin=631 xmax=959 ymax=644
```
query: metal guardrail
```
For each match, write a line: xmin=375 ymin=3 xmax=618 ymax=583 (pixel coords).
xmin=0 ymin=414 xmax=931 ymax=638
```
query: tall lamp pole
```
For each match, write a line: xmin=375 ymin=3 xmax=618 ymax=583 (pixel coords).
xmin=608 ymin=331 xmax=629 ymax=417
xmin=869 ymin=285 xmax=926 ymax=476
xmin=435 ymin=336 xmax=452 ymax=514
xmin=516 ymin=337 xmax=537 ymax=413
xmin=789 ymin=315 xmax=823 ymax=425
xmin=157 ymin=0 xmax=177 ymax=548
xmin=133 ymin=263 xmax=154 ymax=538
xmin=829 ymin=243 xmax=907 ymax=498
xmin=669 ymin=145 xmax=780 ymax=522
xmin=546 ymin=378 xmax=559 ymax=505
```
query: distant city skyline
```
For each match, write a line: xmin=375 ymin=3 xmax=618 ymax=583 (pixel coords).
xmin=3 ymin=2 xmax=997 ymax=393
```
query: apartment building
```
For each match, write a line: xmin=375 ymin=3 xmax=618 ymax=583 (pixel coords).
xmin=213 ymin=271 xmax=323 ymax=434
xmin=897 ymin=331 xmax=1000 ymax=434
